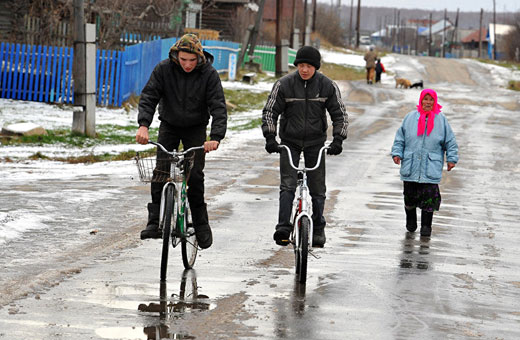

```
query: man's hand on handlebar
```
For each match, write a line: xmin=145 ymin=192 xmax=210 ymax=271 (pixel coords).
xmin=136 ymin=126 xmax=149 ymax=145
xmin=204 ymin=140 xmax=219 ymax=153
xmin=326 ymin=136 xmax=343 ymax=155
xmin=265 ymin=135 xmax=280 ymax=154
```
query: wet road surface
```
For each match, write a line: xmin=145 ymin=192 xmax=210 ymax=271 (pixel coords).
xmin=1 ymin=55 xmax=520 ymax=339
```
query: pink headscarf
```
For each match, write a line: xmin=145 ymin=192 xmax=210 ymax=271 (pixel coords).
xmin=416 ymin=89 xmax=442 ymax=136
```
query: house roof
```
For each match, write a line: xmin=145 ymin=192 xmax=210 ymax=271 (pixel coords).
xmin=419 ymin=19 xmax=453 ymax=36
xmin=461 ymin=28 xmax=487 ymax=43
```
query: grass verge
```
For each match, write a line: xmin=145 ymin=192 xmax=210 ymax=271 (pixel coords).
xmin=320 ymin=62 xmax=365 ymax=81
xmin=508 ymin=80 xmax=520 ymax=91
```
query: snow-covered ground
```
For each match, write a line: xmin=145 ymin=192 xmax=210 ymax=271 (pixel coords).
xmin=2 ymin=49 xmax=518 ymax=161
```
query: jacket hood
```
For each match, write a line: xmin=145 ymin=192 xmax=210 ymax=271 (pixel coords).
xmin=169 ymin=34 xmax=211 ymax=68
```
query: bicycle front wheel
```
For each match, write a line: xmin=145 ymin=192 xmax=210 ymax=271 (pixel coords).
xmin=160 ymin=185 xmax=176 ymax=281
xmin=296 ymin=216 xmax=310 ymax=283
xmin=181 ymin=205 xmax=198 ymax=269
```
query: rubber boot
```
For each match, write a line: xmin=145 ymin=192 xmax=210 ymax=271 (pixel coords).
xmin=420 ymin=210 xmax=433 ymax=237
xmin=140 ymin=203 xmax=161 ymax=240
xmin=405 ymin=206 xmax=417 ymax=232
xmin=191 ymin=203 xmax=212 ymax=249
xmin=273 ymin=225 xmax=292 ymax=246
xmin=312 ymin=226 xmax=326 ymax=248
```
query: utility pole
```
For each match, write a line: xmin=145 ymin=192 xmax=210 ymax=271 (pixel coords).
xmin=290 ymin=0 xmax=297 ymax=47
xmin=312 ymin=0 xmax=317 ymax=33
xmin=348 ymin=0 xmax=353 ymax=46
xmin=428 ymin=12 xmax=432 ymax=57
xmin=72 ymin=0 xmax=96 ymax=137
xmin=415 ymin=20 xmax=419 ymax=55
xmin=275 ymin=0 xmax=284 ymax=76
xmin=397 ymin=10 xmax=400 ymax=53
xmin=302 ymin=0 xmax=308 ymax=46
xmin=450 ymin=8 xmax=459 ymax=56
xmin=441 ymin=9 xmax=447 ymax=58
xmin=493 ymin=0 xmax=497 ymax=60
xmin=478 ymin=8 xmax=483 ymax=58
xmin=392 ymin=8 xmax=397 ymax=52
xmin=355 ymin=0 xmax=360 ymax=48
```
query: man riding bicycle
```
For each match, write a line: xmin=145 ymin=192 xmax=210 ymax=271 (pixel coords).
xmin=135 ymin=34 xmax=227 ymax=249
xmin=262 ymin=45 xmax=348 ymax=248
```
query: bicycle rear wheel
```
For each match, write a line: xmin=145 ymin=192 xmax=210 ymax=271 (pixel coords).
xmin=181 ymin=205 xmax=198 ymax=269
xmin=160 ymin=185 xmax=176 ymax=281
xmin=296 ymin=216 xmax=310 ymax=283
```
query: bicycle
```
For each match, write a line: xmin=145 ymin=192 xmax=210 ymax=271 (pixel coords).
xmin=279 ymin=144 xmax=329 ymax=284
xmin=135 ymin=140 xmax=203 ymax=281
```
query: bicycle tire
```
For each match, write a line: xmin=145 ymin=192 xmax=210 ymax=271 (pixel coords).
xmin=297 ymin=216 xmax=310 ymax=283
xmin=181 ymin=205 xmax=198 ymax=269
xmin=160 ymin=185 xmax=175 ymax=281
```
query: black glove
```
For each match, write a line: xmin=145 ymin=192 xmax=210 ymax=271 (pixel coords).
xmin=265 ymin=135 xmax=280 ymax=154
xmin=327 ymin=136 xmax=343 ymax=155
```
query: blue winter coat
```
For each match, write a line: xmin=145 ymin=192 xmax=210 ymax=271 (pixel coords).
xmin=391 ymin=110 xmax=459 ymax=184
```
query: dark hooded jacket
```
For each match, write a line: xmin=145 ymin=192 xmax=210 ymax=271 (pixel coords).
xmin=262 ymin=71 xmax=348 ymax=148
xmin=137 ymin=51 xmax=227 ymax=142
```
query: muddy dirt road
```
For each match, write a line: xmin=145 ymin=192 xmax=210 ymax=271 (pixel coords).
xmin=1 ymin=54 xmax=519 ymax=339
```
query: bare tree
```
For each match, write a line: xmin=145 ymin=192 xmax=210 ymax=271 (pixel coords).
xmin=7 ymin=0 xmax=182 ymax=49
xmin=314 ymin=3 xmax=347 ymax=46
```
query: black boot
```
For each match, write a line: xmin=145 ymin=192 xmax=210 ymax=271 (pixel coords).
xmin=405 ymin=207 xmax=417 ymax=232
xmin=273 ymin=225 xmax=292 ymax=246
xmin=191 ymin=204 xmax=212 ymax=249
xmin=420 ymin=210 xmax=433 ymax=237
xmin=312 ymin=227 xmax=326 ymax=248
xmin=141 ymin=203 xmax=161 ymax=240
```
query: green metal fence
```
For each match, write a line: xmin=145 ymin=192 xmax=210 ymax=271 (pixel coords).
xmin=243 ymin=45 xmax=297 ymax=72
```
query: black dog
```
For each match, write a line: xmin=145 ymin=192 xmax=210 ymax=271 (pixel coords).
xmin=410 ymin=80 xmax=423 ymax=89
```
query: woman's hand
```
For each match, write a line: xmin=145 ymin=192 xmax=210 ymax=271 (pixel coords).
xmin=136 ymin=126 xmax=149 ymax=145
xmin=447 ymin=162 xmax=456 ymax=171
xmin=393 ymin=156 xmax=401 ymax=165
xmin=204 ymin=140 xmax=219 ymax=153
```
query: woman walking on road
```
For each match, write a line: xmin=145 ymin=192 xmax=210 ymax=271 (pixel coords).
xmin=391 ymin=89 xmax=458 ymax=237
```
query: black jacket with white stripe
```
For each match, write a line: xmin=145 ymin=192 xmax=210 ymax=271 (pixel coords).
xmin=262 ymin=70 xmax=348 ymax=148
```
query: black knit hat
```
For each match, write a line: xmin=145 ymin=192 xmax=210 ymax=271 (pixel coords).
xmin=294 ymin=46 xmax=321 ymax=70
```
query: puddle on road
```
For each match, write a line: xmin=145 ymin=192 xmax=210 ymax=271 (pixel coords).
xmin=131 ymin=270 xmax=211 ymax=340
xmin=398 ymin=232 xmax=431 ymax=271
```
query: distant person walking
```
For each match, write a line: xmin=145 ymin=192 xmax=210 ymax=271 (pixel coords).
xmin=364 ymin=47 xmax=377 ymax=84
xmin=391 ymin=89 xmax=458 ymax=238
xmin=375 ymin=58 xmax=385 ymax=83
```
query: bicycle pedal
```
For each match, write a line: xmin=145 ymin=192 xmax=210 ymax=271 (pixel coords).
xmin=309 ymin=249 xmax=321 ymax=259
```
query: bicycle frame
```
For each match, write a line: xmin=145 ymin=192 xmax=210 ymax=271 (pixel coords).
xmin=150 ymin=141 xmax=203 ymax=244
xmin=279 ymin=144 xmax=329 ymax=248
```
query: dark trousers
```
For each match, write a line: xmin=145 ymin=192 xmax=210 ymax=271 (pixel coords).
xmin=375 ymin=71 xmax=382 ymax=83
xmin=278 ymin=143 xmax=326 ymax=230
xmin=151 ymin=121 xmax=207 ymax=209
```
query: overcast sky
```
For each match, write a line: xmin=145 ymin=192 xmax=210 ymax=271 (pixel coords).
xmin=336 ymin=0 xmax=520 ymax=13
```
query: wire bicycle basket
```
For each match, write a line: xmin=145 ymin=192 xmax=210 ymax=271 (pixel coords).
xmin=135 ymin=153 xmax=171 ymax=183
xmin=135 ymin=152 xmax=195 ymax=183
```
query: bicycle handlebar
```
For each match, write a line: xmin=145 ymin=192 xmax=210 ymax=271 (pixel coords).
xmin=148 ymin=140 xmax=204 ymax=156
xmin=279 ymin=144 xmax=330 ymax=172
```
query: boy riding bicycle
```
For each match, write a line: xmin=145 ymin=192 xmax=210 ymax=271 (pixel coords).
xmin=262 ymin=46 xmax=348 ymax=247
xmin=135 ymin=34 xmax=227 ymax=249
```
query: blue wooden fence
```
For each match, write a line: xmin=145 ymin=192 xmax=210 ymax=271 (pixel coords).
xmin=1 ymin=39 xmax=295 ymax=108
xmin=0 ymin=43 xmax=73 ymax=103
xmin=0 ymin=42 xmax=123 ymax=106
